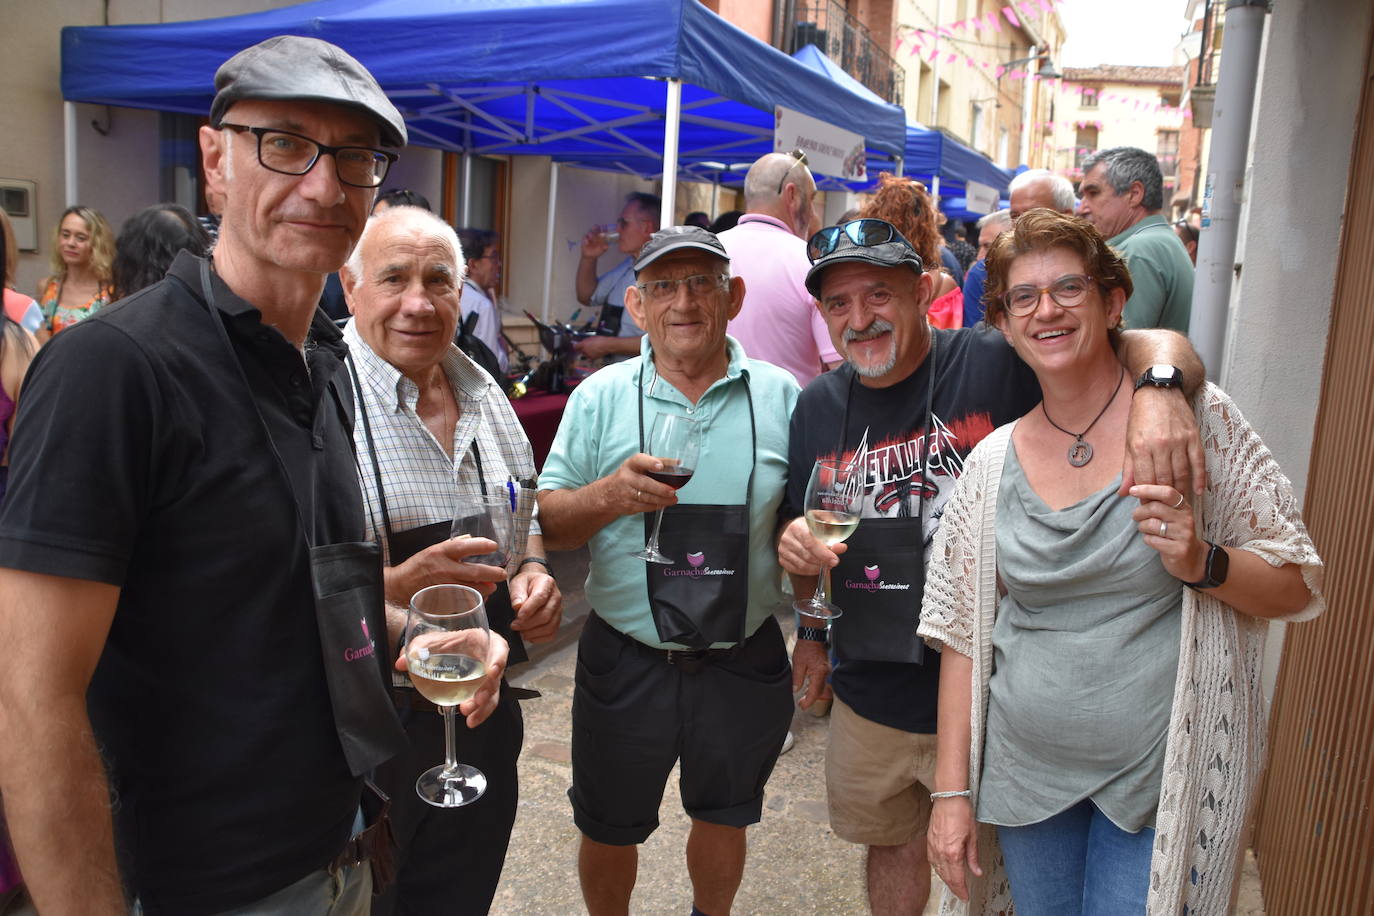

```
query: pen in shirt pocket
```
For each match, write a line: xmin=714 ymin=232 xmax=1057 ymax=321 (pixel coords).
xmin=506 ymin=477 xmax=518 ymax=513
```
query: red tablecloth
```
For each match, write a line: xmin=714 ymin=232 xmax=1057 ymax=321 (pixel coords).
xmin=511 ymin=390 xmax=569 ymax=470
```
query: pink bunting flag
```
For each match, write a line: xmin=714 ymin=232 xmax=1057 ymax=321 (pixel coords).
xmin=953 ymin=18 xmax=968 ymax=31
xmin=1018 ymin=0 xmax=1038 ymax=17
xmin=965 ymin=56 xmax=978 ymax=68
xmin=1038 ymin=0 xmax=1055 ymax=11
xmin=1004 ymin=6 xmax=1021 ymax=27
xmin=946 ymin=52 xmax=958 ymax=64
xmin=985 ymin=11 xmax=1003 ymax=32
xmin=995 ymin=65 xmax=1007 ymax=78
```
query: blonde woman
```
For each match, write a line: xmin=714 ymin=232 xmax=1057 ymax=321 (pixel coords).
xmin=36 ymin=205 xmax=114 ymax=335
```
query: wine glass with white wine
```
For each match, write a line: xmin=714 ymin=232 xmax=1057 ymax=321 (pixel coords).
xmin=405 ymin=584 xmax=492 ymax=808
xmin=792 ymin=458 xmax=864 ymax=620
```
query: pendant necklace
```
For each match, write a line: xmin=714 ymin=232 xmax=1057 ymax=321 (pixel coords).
xmin=1041 ymin=365 xmax=1125 ymax=468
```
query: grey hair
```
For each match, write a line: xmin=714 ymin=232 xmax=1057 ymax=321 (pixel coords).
xmin=1080 ymin=147 xmax=1164 ymax=211
xmin=344 ymin=205 xmax=466 ymax=282
xmin=1008 ymin=169 xmax=1077 ymax=212
xmin=976 ymin=208 xmax=1012 ymax=231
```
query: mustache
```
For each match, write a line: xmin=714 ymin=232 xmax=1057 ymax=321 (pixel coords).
xmin=843 ymin=319 xmax=895 ymax=344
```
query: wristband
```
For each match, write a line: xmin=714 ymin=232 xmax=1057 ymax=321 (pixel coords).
xmin=518 ymin=556 xmax=553 ymax=576
xmin=930 ymin=789 xmax=971 ymax=800
xmin=796 ymin=625 xmax=829 ymax=644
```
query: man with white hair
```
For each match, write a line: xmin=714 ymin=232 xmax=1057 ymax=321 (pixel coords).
xmin=1079 ymin=147 xmax=1194 ymax=332
xmin=961 ymin=209 xmax=1012 ymax=327
xmin=341 ymin=205 xmax=562 ymax=916
xmin=1008 ymin=168 xmax=1077 ymax=219
xmin=719 ymin=150 xmax=841 ymax=386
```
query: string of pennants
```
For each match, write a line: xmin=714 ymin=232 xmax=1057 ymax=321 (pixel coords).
xmin=891 ymin=0 xmax=1187 ymax=120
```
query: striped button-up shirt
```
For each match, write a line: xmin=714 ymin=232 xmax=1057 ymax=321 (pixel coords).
xmin=342 ymin=320 xmax=538 ymax=569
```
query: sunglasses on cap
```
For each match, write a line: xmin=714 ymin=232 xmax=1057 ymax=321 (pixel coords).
xmin=807 ymin=218 xmax=914 ymax=262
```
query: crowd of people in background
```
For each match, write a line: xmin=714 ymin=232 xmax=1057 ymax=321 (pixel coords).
xmin=0 ymin=32 xmax=1316 ymax=916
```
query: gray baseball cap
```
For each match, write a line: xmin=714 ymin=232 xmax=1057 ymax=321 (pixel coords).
xmin=210 ymin=35 xmax=407 ymax=148
xmin=804 ymin=219 xmax=924 ymax=297
xmin=633 ymin=226 xmax=730 ymax=274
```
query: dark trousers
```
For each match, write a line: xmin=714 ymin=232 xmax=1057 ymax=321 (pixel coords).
xmin=372 ymin=683 xmax=524 ymax=916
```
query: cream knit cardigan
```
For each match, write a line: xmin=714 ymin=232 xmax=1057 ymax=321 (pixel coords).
xmin=917 ymin=384 xmax=1325 ymax=916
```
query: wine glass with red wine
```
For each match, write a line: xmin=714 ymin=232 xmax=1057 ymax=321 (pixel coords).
xmin=631 ymin=412 xmax=701 ymax=564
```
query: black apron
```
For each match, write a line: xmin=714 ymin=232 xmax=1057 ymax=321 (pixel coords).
xmin=639 ymin=365 xmax=756 ymax=649
xmin=827 ymin=337 xmax=937 ymax=665
xmin=347 ymin=356 xmax=528 ymax=667
xmin=188 ymin=261 xmax=406 ymax=777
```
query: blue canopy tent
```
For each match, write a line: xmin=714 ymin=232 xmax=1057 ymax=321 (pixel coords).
xmin=789 ymin=44 xmax=1013 ymax=203
xmin=61 ymin=0 xmax=908 ymax=315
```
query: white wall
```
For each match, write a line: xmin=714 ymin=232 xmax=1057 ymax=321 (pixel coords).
xmin=1221 ymin=0 xmax=1372 ymax=495
xmin=504 ymin=160 xmax=657 ymax=323
xmin=1220 ymin=0 xmax=1372 ymax=700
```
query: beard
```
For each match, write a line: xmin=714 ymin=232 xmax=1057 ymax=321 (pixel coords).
xmin=842 ymin=319 xmax=898 ymax=378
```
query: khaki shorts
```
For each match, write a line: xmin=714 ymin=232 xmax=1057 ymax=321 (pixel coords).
xmin=826 ymin=696 xmax=938 ymax=846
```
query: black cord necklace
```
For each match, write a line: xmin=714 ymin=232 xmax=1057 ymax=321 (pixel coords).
xmin=1041 ymin=365 xmax=1125 ymax=467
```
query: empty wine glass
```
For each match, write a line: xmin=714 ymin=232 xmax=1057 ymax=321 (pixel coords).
xmin=406 ymin=584 xmax=492 ymax=808
xmin=451 ymin=494 xmax=514 ymax=567
xmin=793 ymin=458 xmax=864 ymax=620
xmin=631 ymin=412 xmax=701 ymax=564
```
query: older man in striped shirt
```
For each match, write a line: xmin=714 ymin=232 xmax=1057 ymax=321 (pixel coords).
xmin=340 ymin=204 xmax=562 ymax=916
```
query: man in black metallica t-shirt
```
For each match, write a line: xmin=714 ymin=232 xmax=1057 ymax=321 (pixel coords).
xmin=777 ymin=218 xmax=1204 ymax=915
xmin=0 ymin=37 xmax=508 ymax=916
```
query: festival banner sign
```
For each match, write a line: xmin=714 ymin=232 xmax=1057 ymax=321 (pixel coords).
xmin=774 ymin=106 xmax=867 ymax=181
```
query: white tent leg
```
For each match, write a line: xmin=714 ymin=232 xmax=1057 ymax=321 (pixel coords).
xmin=460 ymin=153 xmax=473 ymax=227
xmin=541 ymin=161 xmax=559 ymax=323
xmin=660 ymin=79 xmax=682 ymax=227
xmin=64 ymin=102 xmax=79 ymax=206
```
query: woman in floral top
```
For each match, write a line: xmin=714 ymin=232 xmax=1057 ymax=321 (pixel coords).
xmin=36 ymin=205 xmax=114 ymax=336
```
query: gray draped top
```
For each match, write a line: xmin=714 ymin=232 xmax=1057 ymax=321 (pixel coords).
xmin=977 ymin=441 xmax=1183 ymax=833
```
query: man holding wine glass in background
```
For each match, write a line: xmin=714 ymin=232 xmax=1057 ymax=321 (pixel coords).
xmin=777 ymin=217 xmax=1207 ymax=916
xmin=340 ymin=204 xmax=562 ymax=916
xmin=538 ymin=226 xmax=814 ymax=916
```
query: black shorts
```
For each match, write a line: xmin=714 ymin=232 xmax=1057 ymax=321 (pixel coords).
xmin=569 ymin=612 xmax=793 ymax=846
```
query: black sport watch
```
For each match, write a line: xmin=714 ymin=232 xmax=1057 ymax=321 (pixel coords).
xmin=1182 ymin=542 xmax=1230 ymax=590
xmin=1134 ymin=365 xmax=1185 ymax=392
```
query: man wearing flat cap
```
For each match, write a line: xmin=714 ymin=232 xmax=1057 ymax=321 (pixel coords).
xmin=0 ymin=35 xmax=506 ymax=915
xmin=539 ymin=227 xmax=816 ymax=916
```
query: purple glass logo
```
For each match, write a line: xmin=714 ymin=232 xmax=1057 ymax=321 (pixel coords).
xmin=687 ymin=551 xmax=705 ymax=568
xmin=345 ymin=617 xmax=377 ymax=662
xmin=864 ymin=564 xmax=880 ymax=580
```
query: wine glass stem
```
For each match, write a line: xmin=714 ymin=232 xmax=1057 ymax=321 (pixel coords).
xmin=441 ymin=705 xmax=461 ymax=780
xmin=812 ymin=566 xmax=830 ymax=607
xmin=646 ymin=508 xmax=666 ymax=551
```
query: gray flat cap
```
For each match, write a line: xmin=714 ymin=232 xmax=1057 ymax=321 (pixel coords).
xmin=210 ymin=35 xmax=406 ymax=148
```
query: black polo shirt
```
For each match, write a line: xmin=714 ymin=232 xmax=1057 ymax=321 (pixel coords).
xmin=0 ymin=252 xmax=370 ymax=914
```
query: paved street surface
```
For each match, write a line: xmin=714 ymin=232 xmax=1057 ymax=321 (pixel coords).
xmin=487 ymin=548 xmax=1264 ymax=915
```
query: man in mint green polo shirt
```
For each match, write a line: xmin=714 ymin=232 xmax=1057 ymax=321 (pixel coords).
xmin=1079 ymin=147 xmax=1195 ymax=333
xmin=538 ymin=226 xmax=811 ymax=916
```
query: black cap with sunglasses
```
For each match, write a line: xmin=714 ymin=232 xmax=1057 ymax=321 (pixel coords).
xmin=804 ymin=218 xmax=925 ymax=297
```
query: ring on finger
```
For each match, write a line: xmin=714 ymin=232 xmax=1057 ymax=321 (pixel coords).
xmin=1172 ymin=493 xmax=1186 ymax=510
xmin=635 ymin=489 xmax=642 ymax=501
xmin=1160 ymin=520 xmax=1168 ymax=538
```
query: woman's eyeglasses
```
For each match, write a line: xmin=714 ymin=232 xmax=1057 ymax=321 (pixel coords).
xmin=1002 ymin=274 xmax=1099 ymax=316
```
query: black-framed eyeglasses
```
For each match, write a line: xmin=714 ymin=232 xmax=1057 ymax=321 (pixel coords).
xmin=635 ymin=273 xmax=729 ymax=302
xmin=776 ymin=148 xmax=809 ymax=195
xmin=220 ymin=123 xmax=397 ymax=188
xmin=1001 ymin=274 xmax=1099 ymax=316
xmin=806 ymin=218 xmax=913 ymax=262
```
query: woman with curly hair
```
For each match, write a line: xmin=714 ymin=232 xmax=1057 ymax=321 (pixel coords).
xmin=859 ymin=173 xmax=963 ymax=326
xmin=35 ymin=205 xmax=114 ymax=336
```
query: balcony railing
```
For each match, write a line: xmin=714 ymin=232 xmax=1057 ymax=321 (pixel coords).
xmin=788 ymin=0 xmax=906 ymax=107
